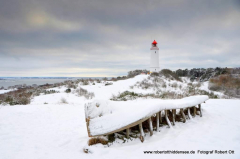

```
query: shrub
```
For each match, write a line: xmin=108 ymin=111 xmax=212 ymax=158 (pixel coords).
xmin=160 ymin=69 xmax=182 ymax=82
xmin=65 ymin=88 xmax=71 ymax=93
xmin=171 ymin=82 xmax=178 ymax=88
xmin=60 ymin=97 xmax=68 ymax=104
xmin=44 ymin=90 xmax=59 ymax=95
xmin=209 ymin=75 xmax=240 ymax=98
xmin=105 ymin=82 xmax=113 ymax=86
xmin=150 ymin=72 xmax=159 ymax=76
xmin=75 ymin=87 xmax=95 ymax=99
xmin=83 ymin=80 xmax=89 ymax=85
xmin=96 ymin=79 xmax=101 ymax=83
xmin=102 ymin=77 xmax=108 ymax=81
xmin=88 ymin=137 xmax=108 ymax=146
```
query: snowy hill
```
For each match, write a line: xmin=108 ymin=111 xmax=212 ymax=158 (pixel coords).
xmin=0 ymin=75 xmax=240 ymax=159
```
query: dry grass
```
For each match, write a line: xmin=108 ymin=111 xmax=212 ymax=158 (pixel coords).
xmin=88 ymin=137 xmax=108 ymax=146
xmin=209 ymin=75 xmax=240 ymax=98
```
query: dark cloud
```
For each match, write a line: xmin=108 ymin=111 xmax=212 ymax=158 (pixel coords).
xmin=0 ymin=0 xmax=239 ymax=76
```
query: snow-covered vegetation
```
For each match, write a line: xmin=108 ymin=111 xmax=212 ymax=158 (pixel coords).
xmin=111 ymin=72 xmax=220 ymax=101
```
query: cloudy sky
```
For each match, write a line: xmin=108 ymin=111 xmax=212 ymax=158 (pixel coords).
xmin=0 ymin=0 xmax=240 ymax=77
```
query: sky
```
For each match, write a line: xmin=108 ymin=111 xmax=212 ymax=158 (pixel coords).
xmin=0 ymin=0 xmax=240 ymax=77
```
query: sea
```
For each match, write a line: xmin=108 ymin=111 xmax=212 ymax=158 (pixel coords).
xmin=0 ymin=77 xmax=107 ymax=89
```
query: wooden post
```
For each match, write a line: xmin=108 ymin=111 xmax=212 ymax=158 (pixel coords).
xmin=86 ymin=117 xmax=91 ymax=137
xmin=139 ymin=123 xmax=144 ymax=142
xmin=198 ymin=104 xmax=202 ymax=117
xmin=126 ymin=128 xmax=130 ymax=139
xmin=165 ymin=110 xmax=172 ymax=128
xmin=193 ymin=106 xmax=196 ymax=117
xmin=187 ymin=107 xmax=192 ymax=119
xmin=180 ymin=108 xmax=186 ymax=123
xmin=159 ymin=111 xmax=162 ymax=124
xmin=156 ymin=112 xmax=160 ymax=132
xmin=172 ymin=109 xmax=176 ymax=126
xmin=148 ymin=118 xmax=153 ymax=136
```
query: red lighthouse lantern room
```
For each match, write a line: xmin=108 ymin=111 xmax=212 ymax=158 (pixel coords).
xmin=152 ymin=40 xmax=157 ymax=47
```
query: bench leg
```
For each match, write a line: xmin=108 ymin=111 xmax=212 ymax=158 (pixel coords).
xmin=126 ymin=128 xmax=130 ymax=139
xmin=156 ymin=112 xmax=160 ymax=132
xmin=139 ymin=123 xmax=144 ymax=142
xmin=198 ymin=104 xmax=202 ymax=117
xmin=180 ymin=108 xmax=186 ymax=123
xmin=148 ymin=118 xmax=153 ymax=136
xmin=165 ymin=110 xmax=172 ymax=128
xmin=188 ymin=107 xmax=192 ymax=119
xmin=172 ymin=109 xmax=176 ymax=126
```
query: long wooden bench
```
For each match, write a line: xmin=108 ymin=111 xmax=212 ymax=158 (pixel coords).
xmin=85 ymin=95 xmax=208 ymax=142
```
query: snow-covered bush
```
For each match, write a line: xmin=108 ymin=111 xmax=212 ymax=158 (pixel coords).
xmin=0 ymin=89 xmax=32 ymax=105
xmin=74 ymin=87 xmax=95 ymax=99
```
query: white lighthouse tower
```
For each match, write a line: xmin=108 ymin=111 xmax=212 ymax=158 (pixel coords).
xmin=150 ymin=40 xmax=160 ymax=73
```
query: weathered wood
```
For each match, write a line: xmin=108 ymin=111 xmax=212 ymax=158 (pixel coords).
xmin=139 ymin=123 xmax=144 ymax=142
xmin=165 ymin=110 xmax=172 ymax=128
xmin=159 ymin=111 xmax=162 ymax=123
xmin=86 ymin=117 xmax=91 ymax=137
xmin=187 ymin=107 xmax=192 ymax=119
xmin=198 ymin=104 xmax=202 ymax=117
xmin=88 ymin=101 xmax=207 ymax=137
xmin=193 ymin=106 xmax=196 ymax=117
xmin=180 ymin=108 xmax=186 ymax=123
xmin=172 ymin=109 xmax=176 ymax=126
xmin=126 ymin=128 xmax=130 ymax=138
xmin=156 ymin=112 xmax=160 ymax=132
xmin=148 ymin=118 xmax=153 ymax=136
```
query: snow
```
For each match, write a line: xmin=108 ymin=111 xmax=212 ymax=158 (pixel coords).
xmin=87 ymin=95 xmax=208 ymax=136
xmin=1 ymin=99 xmax=240 ymax=159
xmin=81 ymin=75 xmax=148 ymax=100
xmin=0 ymin=89 xmax=16 ymax=94
xmin=0 ymin=75 xmax=240 ymax=159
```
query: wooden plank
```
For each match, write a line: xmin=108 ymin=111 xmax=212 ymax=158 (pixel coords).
xmin=165 ymin=110 xmax=172 ymax=128
xmin=159 ymin=111 xmax=162 ymax=123
xmin=199 ymin=104 xmax=202 ymax=117
xmin=126 ymin=128 xmax=130 ymax=139
xmin=180 ymin=108 xmax=186 ymax=123
xmin=156 ymin=112 xmax=160 ymax=132
xmin=188 ymin=107 xmax=192 ymax=119
xmin=139 ymin=123 xmax=144 ymax=142
xmin=148 ymin=118 xmax=153 ymax=136
xmin=172 ymin=109 xmax=176 ymax=126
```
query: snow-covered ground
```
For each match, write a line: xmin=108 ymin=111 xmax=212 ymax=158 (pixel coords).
xmin=0 ymin=75 xmax=240 ymax=159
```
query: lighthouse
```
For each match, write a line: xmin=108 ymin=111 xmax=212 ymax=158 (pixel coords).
xmin=150 ymin=40 xmax=160 ymax=73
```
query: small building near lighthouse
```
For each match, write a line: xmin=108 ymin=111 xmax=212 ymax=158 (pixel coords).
xmin=150 ymin=40 xmax=160 ymax=73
